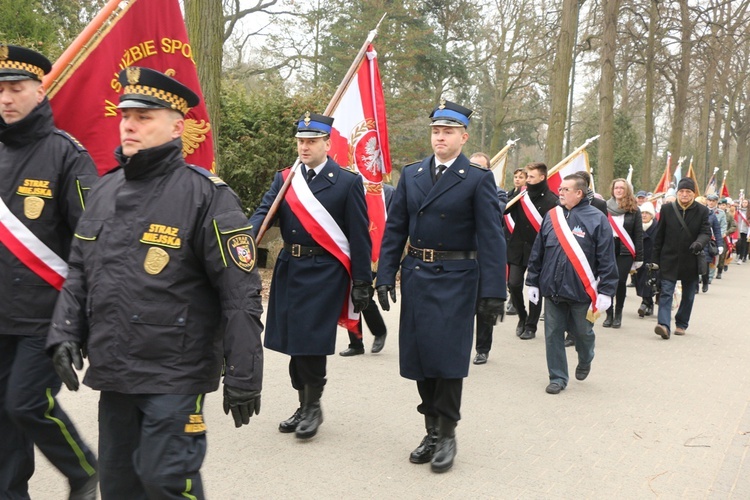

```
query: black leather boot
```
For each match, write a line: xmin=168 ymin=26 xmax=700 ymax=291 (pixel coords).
xmin=602 ymin=309 xmax=613 ymax=327
xmin=431 ymin=416 xmax=457 ymax=473
xmin=409 ymin=416 xmax=438 ymax=464
xmin=612 ymin=310 xmax=622 ymax=328
xmin=295 ymin=385 xmax=324 ymax=439
xmin=279 ymin=390 xmax=304 ymax=433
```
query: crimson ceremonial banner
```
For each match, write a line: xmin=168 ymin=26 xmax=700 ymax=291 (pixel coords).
xmin=328 ymin=44 xmax=392 ymax=266
xmin=45 ymin=0 xmax=214 ymax=175
xmin=653 ymin=152 xmax=671 ymax=195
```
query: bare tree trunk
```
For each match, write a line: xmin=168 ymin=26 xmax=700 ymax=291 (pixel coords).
xmin=641 ymin=0 xmax=658 ymax=189
xmin=546 ymin=0 xmax=578 ymax=166
xmin=597 ymin=0 xmax=620 ymax=190
xmin=185 ymin=0 xmax=222 ymax=170
xmin=667 ymin=0 xmax=692 ymax=164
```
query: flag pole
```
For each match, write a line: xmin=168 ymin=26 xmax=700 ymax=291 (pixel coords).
xmin=505 ymin=135 xmax=599 ymax=210
xmin=255 ymin=13 xmax=388 ymax=245
xmin=43 ymin=0 xmax=130 ymax=95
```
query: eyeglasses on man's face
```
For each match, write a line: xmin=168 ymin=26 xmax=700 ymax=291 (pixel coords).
xmin=558 ymin=187 xmax=579 ymax=194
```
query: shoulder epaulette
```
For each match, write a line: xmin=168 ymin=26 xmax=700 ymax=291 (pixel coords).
xmin=53 ymin=130 xmax=87 ymax=152
xmin=469 ymin=162 xmax=489 ymax=170
xmin=340 ymin=165 xmax=358 ymax=175
xmin=187 ymin=164 xmax=227 ymax=187
xmin=402 ymin=161 xmax=420 ymax=169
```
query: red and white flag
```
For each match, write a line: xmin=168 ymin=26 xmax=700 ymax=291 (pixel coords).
xmin=653 ymin=152 xmax=671 ymax=195
xmin=328 ymin=44 xmax=392 ymax=267
xmin=546 ymin=149 xmax=591 ymax=194
xmin=44 ymin=0 xmax=215 ymax=175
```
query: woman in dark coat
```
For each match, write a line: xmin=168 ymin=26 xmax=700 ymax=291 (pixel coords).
xmin=604 ymin=178 xmax=644 ymax=328
xmin=636 ymin=201 xmax=658 ymax=316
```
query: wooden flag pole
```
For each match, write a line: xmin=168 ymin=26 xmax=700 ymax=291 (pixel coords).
xmin=505 ymin=135 xmax=599 ymax=210
xmin=255 ymin=13 xmax=388 ymax=245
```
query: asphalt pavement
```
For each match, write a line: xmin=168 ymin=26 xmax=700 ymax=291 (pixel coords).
xmin=29 ymin=262 xmax=750 ymax=498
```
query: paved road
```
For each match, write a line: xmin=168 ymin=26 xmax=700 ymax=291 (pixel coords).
xmin=30 ymin=264 xmax=750 ymax=498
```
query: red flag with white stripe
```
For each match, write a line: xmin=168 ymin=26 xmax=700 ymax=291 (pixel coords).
xmin=546 ymin=149 xmax=591 ymax=194
xmin=328 ymin=44 xmax=392 ymax=267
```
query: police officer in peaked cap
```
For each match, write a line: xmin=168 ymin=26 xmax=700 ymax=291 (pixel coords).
xmin=0 ymin=44 xmax=99 ymax=499
xmin=48 ymin=66 xmax=264 ymax=498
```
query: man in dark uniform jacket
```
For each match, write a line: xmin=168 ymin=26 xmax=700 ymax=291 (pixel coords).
xmin=47 ymin=67 xmax=264 ymax=499
xmin=249 ymin=112 xmax=373 ymax=439
xmin=0 ymin=45 xmax=98 ymax=499
xmin=377 ymin=100 xmax=506 ymax=473
xmin=505 ymin=162 xmax=557 ymax=340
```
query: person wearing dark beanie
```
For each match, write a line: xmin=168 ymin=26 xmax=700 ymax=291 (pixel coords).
xmin=677 ymin=177 xmax=696 ymax=194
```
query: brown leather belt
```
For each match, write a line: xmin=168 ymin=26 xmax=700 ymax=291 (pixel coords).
xmin=284 ymin=243 xmax=326 ymax=257
xmin=407 ymin=244 xmax=477 ymax=263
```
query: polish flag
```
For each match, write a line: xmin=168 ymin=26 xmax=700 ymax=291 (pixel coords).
xmin=328 ymin=44 xmax=392 ymax=267
xmin=546 ymin=149 xmax=591 ymax=194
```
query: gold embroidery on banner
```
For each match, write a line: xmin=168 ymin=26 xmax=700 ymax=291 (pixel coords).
xmin=144 ymin=247 xmax=170 ymax=275
xmin=24 ymin=196 xmax=44 ymax=219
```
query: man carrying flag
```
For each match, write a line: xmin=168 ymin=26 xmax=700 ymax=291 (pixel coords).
xmin=526 ymin=173 xmax=618 ymax=395
xmin=249 ymin=112 xmax=373 ymax=440
xmin=0 ymin=45 xmax=98 ymax=499
xmin=377 ymin=100 xmax=506 ymax=473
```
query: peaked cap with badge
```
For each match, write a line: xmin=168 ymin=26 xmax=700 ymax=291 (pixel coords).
xmin=295 ymin=112 xmax=334 ymax=138
xmin=429 ymin=99 xmax=473 ymax=128
xmin=0 ymin=44 xmax=51 ymax=82
xmin=118 ymin=66 xmax=199 ymax=115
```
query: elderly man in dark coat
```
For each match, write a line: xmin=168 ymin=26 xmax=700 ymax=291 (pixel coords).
xmin=653 ymin=177 xmax=710 ymax=339
xmin=377 ymin=100 xmax=506 ymax=473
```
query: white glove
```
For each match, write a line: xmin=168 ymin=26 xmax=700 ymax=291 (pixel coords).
xmin=527 ymin=286 xmax=540 ymax=305
xmin=633 ymin=261 xmax=643 ymax=270
xmin=718 ymin=247 xmax=724 ymax=254
xmin=595 ymin=294 xmax=612 ymax=312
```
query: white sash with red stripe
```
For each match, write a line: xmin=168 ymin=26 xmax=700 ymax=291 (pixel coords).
xmin=281 ymin=167 xmax=357 ymax=329
xmin=504 ymin=213 xmax=515 ymax=234
xmin=0 ymin=196 xmax=67 ymax=290
xmin=520 ymin=192 xmax=543 ymax=232
xmin=549 ymin=206 xmax=599 ymax=312
xmin=607 ymin=213 xmax=636 ymax=258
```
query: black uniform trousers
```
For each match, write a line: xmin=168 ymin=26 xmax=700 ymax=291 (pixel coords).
xmin=416 ymin=378 xmax=463 ymax=423
xmin=0 ymin=335 xmax=97 ymax=498
xmin=346 ymin=298 xmax=387 ymax=349
xmin=98 ymin=392 xmax=206 ymax=500
xmin=289 ymin=356 xmax=327 ymax=390
xmin=508 ymin=263 xmax=542 ymax=332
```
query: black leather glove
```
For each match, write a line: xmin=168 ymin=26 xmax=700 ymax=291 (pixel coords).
xmin=223 ymin=385 xmax=261 ymax=428
xmin=689 ymin=242 xmax=703 ymax=255
xmin=351 ymin=281 xmax=374 ymax=314
xmin=477 ymin=298 xmax=505 ymax=325
xmin=376 ymin=285 xmax=396 ymax=311
xmin=52 ymin=341 xmax=83 ymax=391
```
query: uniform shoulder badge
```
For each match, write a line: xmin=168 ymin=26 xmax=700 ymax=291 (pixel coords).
xmin=403 ymin=161 xmax=420 ymax=169
xmin=187 ymin=164 xmax=227 ymax=187
xmin=340 ymin=165 xmax=358 ymax=175
xmin=53 ymin=130 xmax=87 ymax=152
xmin=469 ymin=162 xmax=489 ymax=170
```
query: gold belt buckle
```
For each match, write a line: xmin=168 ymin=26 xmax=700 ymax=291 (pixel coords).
xmin=423 ymin=248 xmax=435 ymax=263
xmin=291 ymin=244 xmax=301 ymax=257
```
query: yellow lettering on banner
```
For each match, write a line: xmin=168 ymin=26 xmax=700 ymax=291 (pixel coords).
xmin=160 ymin=38 xmax=196 ymax=65
xmin=104 ymin=99 xmax=118 ymax=117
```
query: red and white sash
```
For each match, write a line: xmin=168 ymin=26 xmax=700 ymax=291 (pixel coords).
xmin=0 ymin=196 xmax=67 ymax=290
xmin=608 ymin=213 xmax=636 ymax=258
xmin=550 ymin=206 xmax=599 ymax=312
xmin=281 ymin=167 xmax=358 ymax=329
xmin=520 ymin=192 xmax=543 ymax=232
xmin=738 ymin=209 xmax=749 ymax=227
xmin=503 ymin=213 xmax=515 ymax=234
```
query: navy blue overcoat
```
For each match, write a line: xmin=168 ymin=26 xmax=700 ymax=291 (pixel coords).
xmin=378 ymin=153 xmax=507 ymax=380
xmin=250 ymin=158 xmax=372 ymax=355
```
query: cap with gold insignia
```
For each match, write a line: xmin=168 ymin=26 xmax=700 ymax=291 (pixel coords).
xmin=117 ymin=67 xmax=199 ymax=115
xmin=0 ymin=44 xmax=51 ymax=82
xmin=429 ymin=99 xmax=473 ymax=128
xmin=295 ymin=112 xmax=334 ymax=138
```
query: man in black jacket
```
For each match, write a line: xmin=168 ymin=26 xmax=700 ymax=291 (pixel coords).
xmin=504 ymin=162 xmax=557 ymax=339
xmin=0 ymin=45 xmax=98 ymax=499
xmin=653 ymin=177 xmax=710 ymax=339
xmin=47 ymin=67 xmax=264 ymax=498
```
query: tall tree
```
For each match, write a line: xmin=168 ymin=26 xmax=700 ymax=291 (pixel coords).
xmin=666 ymin=0 xmax=692 ymax=164
xmin=597 ymin=0 xmax=621 ymax=190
